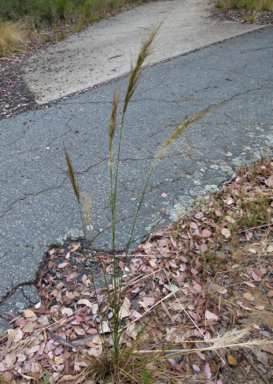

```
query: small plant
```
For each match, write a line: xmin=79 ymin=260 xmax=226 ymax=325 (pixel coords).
xmin=42 ymin=34 xmax=51 ymax=41
xmin=215 ymin=1 xmax=225 ymax=9
xmin=0 ymin=21 xmax=26 ymax=56
xmin=64 ymin=26 xmax=213 ymax=382
xmin=215 ymin=0 xmax=273 ymax=12
xmin=231 ymin=0 xmax=241 ymax=9
xmin=73 ymin=21 xmax=83 ymax=32
xmin=57 ymin=31 xmax=67 ymax=40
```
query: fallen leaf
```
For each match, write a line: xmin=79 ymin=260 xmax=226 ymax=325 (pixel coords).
xmin=205 ymin=310 xmax=218 ymax=321
xmin=261 ymin=344 xmax=273 ymax=355
xmin=164 ymin=284 xmax=179 ymax=293
xmin=58 ymin=262 xmax=68 ymax=269
xmin=69 ymin=242 xmax=81 ymax=252
xmin=245 ymin=282 xmax=256 ymax=288
xmin=265 ymin=176 xmax=273 ymax=187
xmin=254 ymin=350 xmax=268 ymax=366
xmin=192 ymin=364 xmax=200 ymax=372
xmin=204 ymin=362 xmax=212 ymax=379
xmin=252 ymin=271 xmax=261 ymax=281
xmin=139 ymin=297 xmax=155 ymax=308
xmin=22 ymin=323 xmax=35 ymax=333
xmin=61 ymin=308 xmax=73 ymax=317
xmin=100 ymin=321 xmax=110 ymax=333
xmin=119 ymin=306 xmax=130 ymax=320
xmin=267 ymin=245 xmax=273 ymax=253
xmin=77 ymin=299 xmax=92 ymax=308
xmin=202 ymin=229 xmax=212 ymax=238
xmin=225 ymin=215 xmax=236 ymax=224
xmin=7 ymin=328 xmax=23 ymax=343
xmin=92 ymin=303 xmax=98 ymax=315
xmin=221 ymin=228 xmax=231 ymax=238
xmin=146 ymin=362 xmax=157 ymax=371
xmin=226 ymin=198 xmax=234 ymax=205
xmin=266 ymin=290 xmax=273 ymax=298
xmin=23 ymin=309 xmax=37 ymax=318
xmin=209 ymin=359 xmax=218 ymax=373
xmin=190 ymin=222 xmax=198 ymax=229
xmin=55 ymin=348 xmax=64 ymax=356
xmin=74 ymin=327 xmax=86 ymax=336
xmin=255 ymin=305 xmax=265 ymax=310
xmin=227 ymin=354 xmax=237 ymax=366
xmin=3 ymin=353 xmax=16 ymax=369
xmin=243 ymin=292 xmax=254 ymax=301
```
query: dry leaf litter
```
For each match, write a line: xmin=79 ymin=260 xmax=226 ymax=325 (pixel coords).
xmin=1 ymin=159 xmax=273 ymax=383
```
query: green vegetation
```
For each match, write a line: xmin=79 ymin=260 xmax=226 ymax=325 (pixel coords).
xmin=215 ymin=0 xmax=273 ymax=12
xmin=0 ymin=21 xmax=26 ymax=56
xmin=0 ymin=0 xmax=153 ymax=26
xmin=215 ymin=2 xmax=225 ymax=8
xmin=0 ymin=0 xmax=156 ymax=56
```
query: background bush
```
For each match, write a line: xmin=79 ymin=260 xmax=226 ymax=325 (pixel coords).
xmin=0 ymin=0 xmax=151 ymax=25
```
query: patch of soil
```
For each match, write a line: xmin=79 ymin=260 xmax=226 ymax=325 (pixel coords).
xmin=210 ymin=7 xmax=273 ymax=25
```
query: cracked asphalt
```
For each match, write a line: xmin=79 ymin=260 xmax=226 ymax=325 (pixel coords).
xmin=0 ymin=26 xmax=273 ymax=333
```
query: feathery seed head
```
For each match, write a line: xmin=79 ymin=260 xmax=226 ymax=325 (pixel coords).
xmin=64 ymin=146 xmax=80 ymax=203
xmin=123 ymin=24 xmax=161 ymax=115
xmin=108 ymin=89 xmax=119 ymax=169
xmin=154 ymin=108 xmax=214 ymax=167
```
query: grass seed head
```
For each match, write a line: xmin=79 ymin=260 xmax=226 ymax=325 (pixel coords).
xmin=64 ymin=146 xmax=80 ymax=204
xmin=154 ymin=108 xmax=213 ymax=167
xmin=123 ymin=23 xmax=161 ymax=115
xmin=109 ymin=89 xmax=119 ymax=169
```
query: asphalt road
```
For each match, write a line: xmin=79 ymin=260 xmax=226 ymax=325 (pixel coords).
xmin=0 ymin=25 xmax=272 ymax=333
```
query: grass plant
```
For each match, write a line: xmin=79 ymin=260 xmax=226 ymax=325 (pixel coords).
xmin=63 ymin=26 xmax=213 ymax=382
xmin=0 ymin=0 xmax=156 ymax=27
xmin=215 ymin=1 xmax=225 ymax=8
xmin=0 ymin=0 xmax=158 ymax=57
xmin=0 ymin=21 xmax=26 ymax=56
xmin=215 ymin=0 xmax=273 ymax=11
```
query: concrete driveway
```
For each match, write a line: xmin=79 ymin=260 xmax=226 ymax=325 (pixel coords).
xmin=23 ymin=0 xmax=261 ymax=104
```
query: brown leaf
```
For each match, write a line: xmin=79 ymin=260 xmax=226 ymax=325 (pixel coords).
xmin=205 ymin=310 xmax=218 ymax=321
xmin=69 ymin=242 xmax=81 ymax=252
xmin=202 ymin=229 xmax=212 ymax=238
xmin=23 ymin=309 xmax=37 ymax=318
xmin=227 ymin=354 xmax=237 ymax=366
xmin=48 ymin=331 xmax=96 ymax=348
xmin=243 ymin=292 xmax=254 ymax=301
xmin=77 ymin=299 xmax=92 ymax=308
xmin=58 ymin=262 xmax=68 ymax=269
xmin=266 ymin=290 xmax=273 ymax=298
xmin=209 ymin=359 xmax=218 ymax=373
xmin=261 ymin=344 xmax=273 ymax=355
